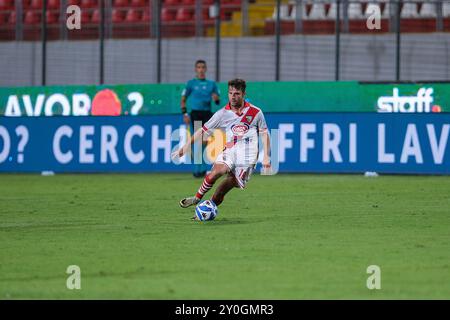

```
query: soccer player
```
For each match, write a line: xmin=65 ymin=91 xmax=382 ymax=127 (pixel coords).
xmin=181 ymin=60 xmax=220 ymax=178
xmin=173 ymin=79 xmax=271 ymax=219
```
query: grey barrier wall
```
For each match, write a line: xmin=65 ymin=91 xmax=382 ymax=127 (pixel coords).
xmin=1 ymin=33 xmax=449 ymax=86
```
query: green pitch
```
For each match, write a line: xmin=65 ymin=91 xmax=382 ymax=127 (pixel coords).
xmin=1 ymin=173 xmax=449 ymax=299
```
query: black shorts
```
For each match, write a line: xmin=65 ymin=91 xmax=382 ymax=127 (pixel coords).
xmin=190 ymin=110 xmax=213 ymax=129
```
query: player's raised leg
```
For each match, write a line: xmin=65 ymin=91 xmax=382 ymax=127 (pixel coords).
xmin=210 ymin=174 xmax=239 ymax=206
xmin=179 ymin=162 xmax=230 ymax=208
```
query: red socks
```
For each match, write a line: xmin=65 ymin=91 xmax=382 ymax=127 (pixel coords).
xmin=196 ymin=175 xmax=214 ymax=199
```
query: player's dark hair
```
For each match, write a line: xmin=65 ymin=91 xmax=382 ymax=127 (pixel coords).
xmin=228 ymin=78 xmax=246 ymax=93
xmin=195 ymin=60 xmax=207 ymax=67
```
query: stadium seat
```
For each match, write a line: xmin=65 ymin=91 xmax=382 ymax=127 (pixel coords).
xmin=202 ymin=0 xmax=213 ymax=5
xmin=419 ymin=2 xmax=436 ymax=18
xmin=0 ymin=18 xmax=16 ymax=41
xmin=443 ymin=3 xmax=450 ymax=17
xmin=67 ymin=0 xmax=80 ymax=6
xmin=272 ymin=4 xmax=290 ymax=20
xmin=307 ymin=3 xmax=326 ymax=20
xmin=46 ymin=10 xmax=59 ymax=24
xmin=48 ymin=0 xmax=60 ymax=9
xmin=0 ymin=12 xmax=7 ymax=24
xmin=112 ymin=9 xmax=124 ymax=23
xmin=114 ymin=0 xmax=129 ymax=7
xmin=91 ymin=9 xmax=100 ymax=23
xmin=81 ymin=10 xmax=91 ymax=24
xmin=327 ymin=3 xmax=339 ymax=19
xmin=80 ymin=0 xmax=97 ymax=8
xmin=175 ymin=7 xmax=194 ymax=21
xmin=347 ymin=2 xmax=363 ymax=19
xmin=0 ymin=0 xmax=14 ymax=10
xmin=128 ymin=0 xmax=144 ymax=8
xmin=181 ymin=0 xmax=195 ymax=5
xmin=202 ymin=7 xmax=211 ymax=20
xmin=24 ymin=11 xmax=41 ymax=24
xmin=161 ymin=7 xmax=176 ymax=21
xmin=130 ymin=0 xmax=145 ymax=7
xmin=381 ymin=1 xmax=391 ymax=18
xmin=8 ymin=10 xmax=16 ymax=24
xmin=142 ymin=8 xmax=150 ymax=21
xmin=22 ymin=0 xmax=30 ymax=9
xmin=288 ymin=4 xmax=296 ymax=19
xmin=289 ymin=4 xmax=309 ymax=20
xmin=30 ymin=0 xmax=43 ymax=9
xmin=164 ymin=0 xmax=180 ymax=6
xmin=124 ymin=8 xmax=141 ymax=23
xmin=401 ymin=2 xmax=418 ymax=18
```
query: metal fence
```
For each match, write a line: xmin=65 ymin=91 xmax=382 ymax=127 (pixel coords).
xmin=0 ymin=0 xmax=449 ymax=86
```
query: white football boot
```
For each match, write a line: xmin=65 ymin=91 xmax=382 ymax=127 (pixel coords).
xmin=179 ymin=196 xmax=200 ymax=208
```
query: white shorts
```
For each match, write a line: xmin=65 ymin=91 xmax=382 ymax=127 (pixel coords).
xmin=215 ymin=141 xmax=258 ymax=189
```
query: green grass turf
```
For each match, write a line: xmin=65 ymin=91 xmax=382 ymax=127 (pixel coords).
xmin=0 ymin=173 xmax=449 ymax=299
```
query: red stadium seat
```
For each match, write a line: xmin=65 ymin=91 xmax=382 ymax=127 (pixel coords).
xmin=114 ymin=0 xmax=128 ymax=7
xmin=161 ymin=7 xmax=175 ymax=21
xmin=46 ymin=10 xmax=59 ymax=24
xmin=0 ymin=12 xmax=7 ymax=24
xmin=91 ymin=9 xmax=100 ymax=23
xmin=8 ymin=10 xmax=16 ymax=24
xmin=142 ymin=8 xmax=150 ymax=21
xmin=175 ymin=7 xmax=193 ymax=21
xmin=0 ymin=0 xmax=14 ymax=10
xmin=22 ymin=0 xmax=31 ymax=9
xmin=124 ymin=8 xmax=141 ymax=23
xmin=181 ymin=0 xmax=195 ymax=5
xmin=24 ymin=11 xmax=41 ymax=24
xmin=30 ymin=0 xmax=43 ymax=9
xmin=164 ymin=0 xmax=180 ymax=6
xmin=202 ymin=7 xmax=212 ymax=21
xmin=112 ymin=9 xmax=124 ymax=23
xmin=80 ymin=0 xmax=97 ymax=8
xmin=48 ymin=0 xmax=60 ymax=9
xmin=81 ymin=10 xmax=91 ymax=24
xmin=202 ymin=0 xmax=214 ymax=5
xmin=223 ymin=0 xmax=241 ymax=5
xmin=130 ymin=0 xmax=145 ymax=7
xmin=67 ymin=0 xmax=80 ymax=6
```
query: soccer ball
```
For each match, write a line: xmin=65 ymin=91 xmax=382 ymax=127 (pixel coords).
xmin=195 ymin=200 xmax=218 ymax=221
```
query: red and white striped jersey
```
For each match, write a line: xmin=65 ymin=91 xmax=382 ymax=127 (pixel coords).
xmin=202 ymin=101 xmax=268 ymax=147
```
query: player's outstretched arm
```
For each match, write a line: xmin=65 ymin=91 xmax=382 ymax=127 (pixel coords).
xmin=172 ymin=128 xmax=204 ymax=158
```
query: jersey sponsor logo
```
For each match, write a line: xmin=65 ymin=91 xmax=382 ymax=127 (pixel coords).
xmin=231 ymin=123 xmax=250 ymax=136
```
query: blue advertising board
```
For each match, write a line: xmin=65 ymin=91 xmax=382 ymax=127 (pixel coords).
xmin=0 ymin=113 xmax=449 ymax=174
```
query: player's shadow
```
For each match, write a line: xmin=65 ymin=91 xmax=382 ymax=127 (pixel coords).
xmin=204 ymin=217 xmax=261 ymax=226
